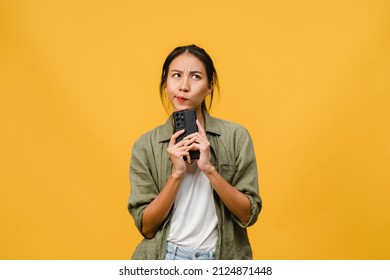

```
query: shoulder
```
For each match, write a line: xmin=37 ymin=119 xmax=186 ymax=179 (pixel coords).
xmin=209 ymin=115 xmax=250 ymax=137
xmin=132 ymin=122 xmax=168 ymax=150
xmin=136 ymin=124 xmax=165 ymax=141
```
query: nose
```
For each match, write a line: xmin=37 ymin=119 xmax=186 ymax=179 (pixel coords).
xmin=179 ymin=76 xmax=190 ymax=92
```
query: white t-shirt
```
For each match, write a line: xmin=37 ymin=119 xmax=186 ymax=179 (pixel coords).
xmin=167 ymin=162 xmax=218 ymax=251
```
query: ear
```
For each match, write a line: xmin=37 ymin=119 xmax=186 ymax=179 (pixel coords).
xmin=207 ymin=81 xmax=214 ymax=95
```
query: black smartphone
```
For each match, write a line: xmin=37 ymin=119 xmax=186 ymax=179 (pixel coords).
xmin=173 ymin=109 xmax=200 ymax=160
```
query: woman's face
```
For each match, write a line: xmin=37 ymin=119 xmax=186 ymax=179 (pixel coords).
xmin=165 ymin=53 xmax=212 ymax=113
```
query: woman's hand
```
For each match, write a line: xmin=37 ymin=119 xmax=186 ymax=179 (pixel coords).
xmin=167 ymin=129 xmax=192 ymax=177
xmin=169 ymin=120 xmax=252 ymax=226
xmin=142 ymin=129 xmax=190 ymax=238
xmin=184 ymin=120 xmax=214 ymax=172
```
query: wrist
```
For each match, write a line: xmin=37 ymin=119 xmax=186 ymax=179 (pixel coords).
xmin=201 ymin=164 xmax=216 ymax=176
xmin=171 ymin=169 xmax=185 ymax=179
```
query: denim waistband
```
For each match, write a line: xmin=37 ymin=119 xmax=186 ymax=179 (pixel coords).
xmin=165 ymin=242 xmax=216 ymax=260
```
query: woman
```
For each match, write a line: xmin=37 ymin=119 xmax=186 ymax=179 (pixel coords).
xmin=128 ymin=44 xmax=261 ymax=260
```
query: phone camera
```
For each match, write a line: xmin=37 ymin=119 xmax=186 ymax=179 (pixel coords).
xmin=174 ymin=112 xmax=185 ymax=128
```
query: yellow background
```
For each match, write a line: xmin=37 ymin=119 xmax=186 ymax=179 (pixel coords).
xmin=1 ymin=0 xmax=389 ymax=259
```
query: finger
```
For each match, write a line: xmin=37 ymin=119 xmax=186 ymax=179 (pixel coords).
xmin=196 ymin=119 xmax=206 ymax=136
xmin=186 ymin=155 xmax=192 ymax=165
xmin=168 ymin=145 xmax=189 ymax=156
xmin=183 ymin=132 xmax=204 ymax=142
xmin=186 ymin=138 xmax=209 ymax=153
xmin=184 ymin=133 xmax=205 ymax=146
xmin=182 ymin=134 xmax=196 ymax=144
xmin=186 ymin=143 xmax=198 ymax=152
xmin=171 ymin=150 xmax=188 ymax=159
xmin=169 ymin=129 xmax=185 ymax=145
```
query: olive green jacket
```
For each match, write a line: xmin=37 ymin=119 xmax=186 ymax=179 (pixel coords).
xmin=128 ymin=111 xmax=262 ymax=259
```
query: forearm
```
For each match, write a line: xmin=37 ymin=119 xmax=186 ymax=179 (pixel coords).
xmin=141 ymin=172 xmax=183 ymax=238
xmin=203 ymin=166 xmax=252 ymax=225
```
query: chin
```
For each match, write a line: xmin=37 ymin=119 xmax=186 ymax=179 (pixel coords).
xmin=173 ymin=104 xmax=193 ymax=111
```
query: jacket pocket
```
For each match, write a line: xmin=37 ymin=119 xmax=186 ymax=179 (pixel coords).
xmin=219 ymin=164 xmax=237 ymax=183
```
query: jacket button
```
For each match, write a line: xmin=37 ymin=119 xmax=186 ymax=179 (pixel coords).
xmin=194 ymin=252 xmax=200 ymax=258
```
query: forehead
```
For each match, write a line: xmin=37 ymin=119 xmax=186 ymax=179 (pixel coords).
xmin=169 ymin=53 xmax=206 ymax=72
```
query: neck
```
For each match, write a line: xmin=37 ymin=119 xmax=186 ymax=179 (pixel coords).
xmin=195 ymin=107 xmax=205 ymax=128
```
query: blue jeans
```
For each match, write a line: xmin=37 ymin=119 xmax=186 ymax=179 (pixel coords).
xmin=164 ymin=242 xmax=216 ymax=260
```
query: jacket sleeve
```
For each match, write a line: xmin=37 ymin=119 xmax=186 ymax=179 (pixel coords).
xmin=231 ymin=127 xmax=262 ymax=228
xmin=128 ymin=135 xmax=160 ymax=236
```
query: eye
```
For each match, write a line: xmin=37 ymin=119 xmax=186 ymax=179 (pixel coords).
xmin=172 ymin=73 xmax=181 ymax=78
xmin=191 ymin=74 xmax=201 ymax=80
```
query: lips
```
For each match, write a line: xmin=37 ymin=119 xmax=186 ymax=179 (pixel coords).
xmin=176 ymin=96 xmax=188 ymax=103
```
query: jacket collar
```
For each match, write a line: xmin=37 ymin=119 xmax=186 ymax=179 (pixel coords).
xmin=158 ymin=110 xmax=221 ymax=143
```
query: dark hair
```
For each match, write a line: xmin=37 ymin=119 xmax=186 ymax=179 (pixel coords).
xmin=159 ymin=44 xmax=219 ymax=113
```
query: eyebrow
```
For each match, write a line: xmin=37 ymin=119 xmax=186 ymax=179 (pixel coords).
xmin=170 ymin=69 xmax=204 ymax=75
